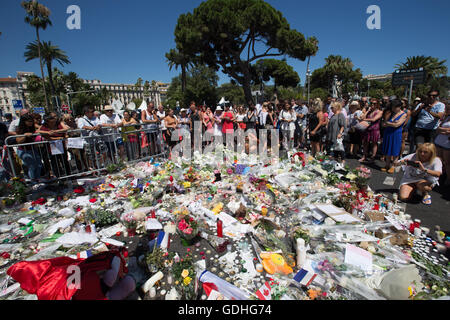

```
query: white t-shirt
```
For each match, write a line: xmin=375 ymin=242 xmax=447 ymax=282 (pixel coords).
xmin=8 ymin=119 xmax=20 ymax=133
xmin=157 ymin=111 xmax=166 ymax=131
xmin=99 ymin=114 xmax=122 ymax=142
xmin=399 ymin=153 xmax=442 ymax=187
xmin=77 ymin=116 xmax=100 ymax=137
xmin=280 ymin=110 xmax=296 ymax=131
xmin=213 ymin=114 xmax=223 ymax=136
xmin=434 ymin=116 xmax=450 ymax=149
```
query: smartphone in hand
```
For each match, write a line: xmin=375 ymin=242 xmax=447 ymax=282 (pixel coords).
xmin=406 ymin=160 xmax=419 ymax=168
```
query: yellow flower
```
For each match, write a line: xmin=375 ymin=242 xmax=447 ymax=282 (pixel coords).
xmin=181 ymin=269 xmax=189 ymax=278
xmin=183 ymin=182 xmax=191 ymax=188
xmin=91 ymin=220 xmax=95 ymax=224
xmin=183 ymin=276 xmax=192 ymax=286
xmin=175 ymin=280 xmax=179 ymax=285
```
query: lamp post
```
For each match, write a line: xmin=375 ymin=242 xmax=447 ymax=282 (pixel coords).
xmin=306 ymin=56 xmax=311 ymax=103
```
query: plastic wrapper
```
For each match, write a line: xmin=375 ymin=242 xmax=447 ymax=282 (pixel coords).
xmin=198 ymin=270 xmax=249 ymax=300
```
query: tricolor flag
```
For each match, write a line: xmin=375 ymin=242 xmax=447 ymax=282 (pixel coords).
xmin=293 ymin=268 xmax=317 ymax=287
xmin=255 ymin=281 xmax=273 ymax=300
xmin=76 ymin=250 xmax=93 ymax=259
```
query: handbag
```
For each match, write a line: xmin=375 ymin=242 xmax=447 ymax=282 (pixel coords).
xmin=355 ymin=121 xmax=370 ymax=131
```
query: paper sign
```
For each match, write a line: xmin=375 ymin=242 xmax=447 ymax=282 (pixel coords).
xmin=218 ymin=212 xmax=238 ymax=227
xmin=50 ymin=140 xmax=64 ymax=155
xmin=145 ymin=218 xmax=163 ymax=231
xmin=315 ymin=204 xmax=346 ymax=215
xmin=67 ymin=137 xmax=85 ymax=149
xmin=385 ymin=215 xmax=407 ymax=231
xmin=332 ymin=214 xmax=361 ymax=223
xmin=344 ymin=244 xmax=373 ymax=272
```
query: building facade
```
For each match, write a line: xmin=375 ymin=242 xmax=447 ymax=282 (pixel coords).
xmin=83 ymin=79 xmax=169 ymax=109
xmin=0 ymin=71 xmax=35 ymax=118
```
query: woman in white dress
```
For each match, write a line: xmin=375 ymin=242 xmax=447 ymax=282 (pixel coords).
xmin=279 ymin=102 xmax=296 ymax=150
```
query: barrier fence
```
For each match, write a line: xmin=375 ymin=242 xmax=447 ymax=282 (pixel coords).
xmin=3 ymin=125 xmax=168 ymax=184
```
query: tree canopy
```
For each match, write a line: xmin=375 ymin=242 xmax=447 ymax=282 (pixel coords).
xmin=311 ymin=55 xmax=362 ymax=97
xmin=172 ymin=0 xmax=318 ymax=104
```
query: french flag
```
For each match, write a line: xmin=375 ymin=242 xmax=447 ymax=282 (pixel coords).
xmin=76 ymin=250 xmax=93 ymax=259
xmin=293 ymin=268 xmax=317 ymax=287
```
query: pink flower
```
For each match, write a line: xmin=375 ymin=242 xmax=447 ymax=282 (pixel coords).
xmin=184 ymin=227 xmax=193 ymax=235
xmin=178 ymin=219 xmax=188 ymax=231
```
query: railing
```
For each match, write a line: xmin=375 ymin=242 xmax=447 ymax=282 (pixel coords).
xmin=3 ymin=124 xmax=168 ymax=184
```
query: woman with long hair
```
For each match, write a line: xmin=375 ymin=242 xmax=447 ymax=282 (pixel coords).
xmin=396 ymin=143 xmax=442 ymax=205
xmin=308 ymin=98 xmax=326 ymax=157
xmin=163 ymin=109 xmax=179 ymax=152
xmin=16 ymin=114 xmax=42 ymax=184
xmin=38 ymin=112 xmax=70 ymax=178
xmin=399 ymin=98 xmax=412 ymax=157
xmin=359 ymin=99 xmax=383 ymax=162
xmin=381 ymin=99 xmax=407 ymax=173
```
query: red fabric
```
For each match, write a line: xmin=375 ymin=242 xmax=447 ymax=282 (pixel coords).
xmin=202 ymin=282 xmax=219 ymax=297
xmin=7 ymin=251 xmax=121 ymax=300
xmin=222 ymin=112 xmax=234 ymax=134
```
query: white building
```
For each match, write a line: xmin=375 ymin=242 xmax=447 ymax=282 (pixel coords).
xmin=83 ymin=79 xmax=169 ymax=108
xmin=0 ymin=71 xmax=35 ymax=118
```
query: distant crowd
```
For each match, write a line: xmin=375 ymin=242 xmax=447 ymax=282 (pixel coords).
xmin=0 ymin=89 xmax=449 ymax=205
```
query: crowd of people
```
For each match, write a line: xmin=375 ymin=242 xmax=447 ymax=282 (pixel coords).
xmin=0 ymin=89 xmax=449 ymax=205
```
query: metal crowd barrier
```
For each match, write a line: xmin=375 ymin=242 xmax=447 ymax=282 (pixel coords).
xmin=4 ymin=124 xmax=168 ymax=184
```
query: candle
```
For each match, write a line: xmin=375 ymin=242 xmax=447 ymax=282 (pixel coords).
xmin=414 ymin=228 xmax=422 ymax=237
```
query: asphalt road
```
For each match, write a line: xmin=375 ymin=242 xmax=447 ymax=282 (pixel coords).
xmin=345 ymin=157 xmax=450 ymax=232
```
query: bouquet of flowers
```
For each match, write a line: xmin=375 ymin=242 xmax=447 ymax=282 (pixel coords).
xmin=184 ymin=167 xmax=199 ymax=183
xmin=176 ymin=214 xmax=199 ymax=244
xmin=120 ymin=211 xmax=138 ymax=230
xmin=171 ymin=250 xmax=197 ymax=300
xmin=291 ymin=152 xmax=306 ymax=166
xmin=85 ymin=209 xmax=119 ymax=228
xmin=354 ymin=166 xmax=371 ymax=189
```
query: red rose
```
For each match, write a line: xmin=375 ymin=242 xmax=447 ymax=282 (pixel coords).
xmin=169 ymin=176 xmax=173 ymax=182
xmin=74 ymin=187 xmax=85 ymax=194
xmin=76 ymin=207 xmax=82 ymax=212
xmin=89 ymin=198 xmax=97 ymax=203
xmin=108 ymin=184 xmax=115 ymax=189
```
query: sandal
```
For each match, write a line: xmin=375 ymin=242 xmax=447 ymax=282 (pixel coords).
xmin=422 ymin=195 xmax=432 ymax=205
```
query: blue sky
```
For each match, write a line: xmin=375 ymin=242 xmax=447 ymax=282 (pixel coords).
xmin=1 ymin=0 xmax=449 ymax=86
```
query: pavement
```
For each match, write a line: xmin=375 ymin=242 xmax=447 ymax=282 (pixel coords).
xmin=345 ymin=156 xmax=450 ymax=232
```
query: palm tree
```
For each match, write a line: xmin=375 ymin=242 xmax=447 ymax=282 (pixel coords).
xmin=22 ymin=0 xmax=52 ymax=110
xmin=25 ymin=41 xmax=70 ymax=107
xmin=395 ymin=55 xmax=448 ymax=82
xmin=166 ymin=48 xmax=195 ymax=93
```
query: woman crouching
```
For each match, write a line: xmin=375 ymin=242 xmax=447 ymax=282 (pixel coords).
xmin=395 ymin=143 xmax=442 ymax=205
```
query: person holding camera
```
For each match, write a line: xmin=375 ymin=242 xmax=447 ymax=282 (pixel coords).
xmin=396 ymin=143 xmax=442 ymax=205
xmin=434 ymin=102 xmax=450 ymax=186
xmin=412 ymin=89 xmax=445 ymax=145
